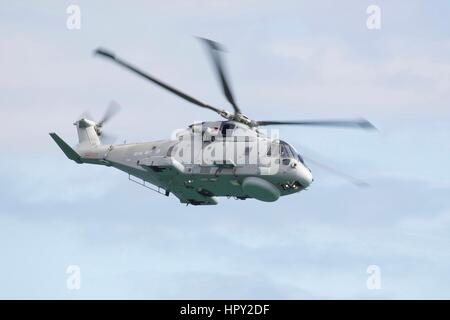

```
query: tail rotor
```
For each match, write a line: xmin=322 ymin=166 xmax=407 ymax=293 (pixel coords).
xmin=78 ymin=100 xmax=121 ymax=144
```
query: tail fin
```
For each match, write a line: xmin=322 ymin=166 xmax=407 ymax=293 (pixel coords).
xmin=74 ymin=119 xmax=101 ymax=146
xmin=49 ymin=133 xmax=83 ymax=164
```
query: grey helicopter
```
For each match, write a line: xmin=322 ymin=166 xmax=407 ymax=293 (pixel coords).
xmin=50 ymin=38 xmax=375 ymax=205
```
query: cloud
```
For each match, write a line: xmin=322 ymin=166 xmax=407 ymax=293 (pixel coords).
xmin=262 ymin=37 xmax=450 ymax=117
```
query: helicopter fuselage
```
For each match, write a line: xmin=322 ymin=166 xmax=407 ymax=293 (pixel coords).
xmin=69 ymin=120 xmax=313 ymax=205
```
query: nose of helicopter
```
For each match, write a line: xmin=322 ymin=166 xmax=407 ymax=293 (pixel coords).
xmin=297 ymin=163 xmax=313 ymax=188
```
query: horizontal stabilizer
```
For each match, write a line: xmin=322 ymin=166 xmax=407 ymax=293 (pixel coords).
xmin=49 ymin=133 xmax=82 ymax=164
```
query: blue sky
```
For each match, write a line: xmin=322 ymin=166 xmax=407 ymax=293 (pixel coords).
xmin=1 ymin=0 xmax=450 ymax=298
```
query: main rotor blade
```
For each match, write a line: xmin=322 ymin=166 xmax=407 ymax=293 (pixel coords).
xmin=255 ymin=118 xmax=376 ymax=130
xmin=94 ymin=48 xmax=224 ymax=115
xmin=98 ymin=100 xmax=121 ymax=127
xmin=303 ymin=155 xmax=370 ymax=187
xmin=198 ymin=38 xmax=241 ymax=115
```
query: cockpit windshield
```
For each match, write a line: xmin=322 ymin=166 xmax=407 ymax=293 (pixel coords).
xmin=279 ymin=140 xmax=305 ymax=164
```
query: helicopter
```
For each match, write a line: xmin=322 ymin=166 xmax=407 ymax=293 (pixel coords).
xmin=50 ymin=38 xmax=375 ymax=205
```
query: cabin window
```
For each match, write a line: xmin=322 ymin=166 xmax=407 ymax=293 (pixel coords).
xmin=221 ymin=122 xmax=236 ymax=137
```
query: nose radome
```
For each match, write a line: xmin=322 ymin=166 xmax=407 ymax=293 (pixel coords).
xmin=297 ymin=164 xmax=313 ymax=187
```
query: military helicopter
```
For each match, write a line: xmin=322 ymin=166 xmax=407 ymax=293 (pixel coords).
xmin=50 ymin=38 xmax=375 ymax=205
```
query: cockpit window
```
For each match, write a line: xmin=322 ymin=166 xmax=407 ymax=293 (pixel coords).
xmin=288 ymin=145 xmax=304 ymax=164
xmin=296 ymin=153 xmax=305 ymax=164
xmin=279 ymin=141 xmax=305 ymax=164
xmin=280 ymin=144 xmax=293 ymax=158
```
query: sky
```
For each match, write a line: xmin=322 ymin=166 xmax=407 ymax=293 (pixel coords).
xmin=1 ymin=0 xmax=450 ymax=299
